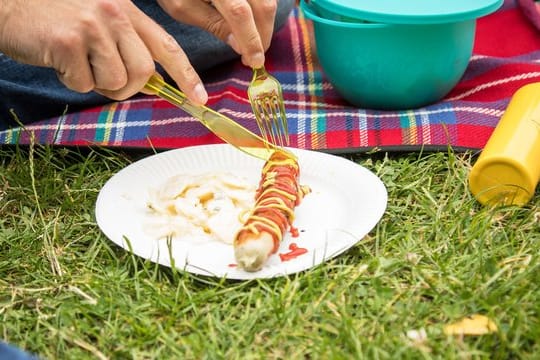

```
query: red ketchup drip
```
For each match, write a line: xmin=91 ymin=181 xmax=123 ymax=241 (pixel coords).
xmin=279 ymin=243 xmax=308 ymax=262
xmin=290 ymin=226 xmax=299 ymax=238
xmin=228 ymin=264 xmax=237 ymax=268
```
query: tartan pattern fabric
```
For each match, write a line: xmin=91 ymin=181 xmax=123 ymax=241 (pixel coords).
xmin=1 ymin=1 xmax=539 ymax=153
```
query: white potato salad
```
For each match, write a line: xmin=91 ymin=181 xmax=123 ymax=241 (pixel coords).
xmin=145 ymin=172 xmax=256 ymax=244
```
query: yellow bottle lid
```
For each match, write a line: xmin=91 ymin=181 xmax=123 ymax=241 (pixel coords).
xmin=468 ymin=157 xmax=534 ymax=206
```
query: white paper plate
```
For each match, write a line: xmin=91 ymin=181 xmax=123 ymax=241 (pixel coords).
xmin=95 ymin=145 xmax=387 ymax=280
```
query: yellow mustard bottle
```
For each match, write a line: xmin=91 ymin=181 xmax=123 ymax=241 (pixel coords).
xmin=468 ymin=82 xmax=540 ymax=206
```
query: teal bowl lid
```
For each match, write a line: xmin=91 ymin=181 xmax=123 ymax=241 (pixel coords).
xmin=314 ymin=0 xmax=504 ymax=24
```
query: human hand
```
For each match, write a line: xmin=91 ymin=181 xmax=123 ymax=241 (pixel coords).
xmin=0 ymin=0 xmax=208 ymax=104
xmin=156 ymin=0 xmax=278 ymax=68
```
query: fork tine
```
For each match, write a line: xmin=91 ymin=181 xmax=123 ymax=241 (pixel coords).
xmin=256 ymin=96 xmax=285 ymax=147
xmin=273 ymin=94 xmax=289 ymax=146
xmin=268 ymin=96 xmax=288 ymax=147
xmin=263 ymin=97 xmax=281 ymax=146
xmin=252 ymin=98 xmax=270 ymax=145
xmin=248 ymin=67 xmax=289 ymax=147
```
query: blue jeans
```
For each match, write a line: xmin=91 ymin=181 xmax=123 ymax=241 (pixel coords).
xmin=0 ymin=0 xmax=294 ymax=130
xmin=0 ymin=342 xmax=39 ymax=360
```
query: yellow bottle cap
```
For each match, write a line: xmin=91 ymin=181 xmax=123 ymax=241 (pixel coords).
xmin=469 ymin=157 xmax=534 ymax=206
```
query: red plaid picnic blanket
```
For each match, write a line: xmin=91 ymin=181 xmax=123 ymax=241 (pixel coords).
xmin=1 ymin=0 xmax=539 ymax=153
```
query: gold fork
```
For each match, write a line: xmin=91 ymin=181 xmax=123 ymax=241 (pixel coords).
xmin=248 ymin=67 xmax=289 ymax=147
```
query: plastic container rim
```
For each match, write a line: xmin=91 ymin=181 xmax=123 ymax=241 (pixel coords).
xmin=301 ymin=0 xmax=390 ymax=28
xmin=311 ymin=0 xmax=504 ymax=25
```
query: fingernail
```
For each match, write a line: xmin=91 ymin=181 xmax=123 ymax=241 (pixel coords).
xmin=193 ymin=83 xmax=208 ymax=105
xmin=251 ymin=52 xmax=265 ymax=69
xmin=226 ymin=34 xmax=240 ymax=53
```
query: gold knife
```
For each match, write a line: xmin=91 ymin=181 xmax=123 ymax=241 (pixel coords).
xmin=144 ymin=73 xmax=277 ymax=161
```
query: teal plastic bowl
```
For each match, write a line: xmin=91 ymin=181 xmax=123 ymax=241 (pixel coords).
xmin=300 ymin=0 xmax=476 ymax=109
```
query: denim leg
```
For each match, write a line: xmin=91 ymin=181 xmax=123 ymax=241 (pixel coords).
xmin=0 ymin=54 xmax=109 ymax=129
xmin=0 ymin=0 xmax=294 ymax=130
xmin=0 ymin=342 xmax=39 ymax=360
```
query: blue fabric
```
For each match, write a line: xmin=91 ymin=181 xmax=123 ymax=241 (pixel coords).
xmin=0 ymin=0 xmax=294 ymax=129
xmin=0 ymin=342 xmax=39 ymax=360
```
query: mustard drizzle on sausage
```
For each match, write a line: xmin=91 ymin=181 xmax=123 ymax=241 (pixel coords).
xmin=234 ymin=149 xmax=310 ymax=255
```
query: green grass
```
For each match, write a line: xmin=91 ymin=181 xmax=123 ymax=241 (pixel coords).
xmin=0 ymin=143 xmax=538 ymax=359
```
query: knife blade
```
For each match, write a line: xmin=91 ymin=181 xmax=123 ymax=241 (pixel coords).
xmin=145 ymin=74 xmax=278 ymax=161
